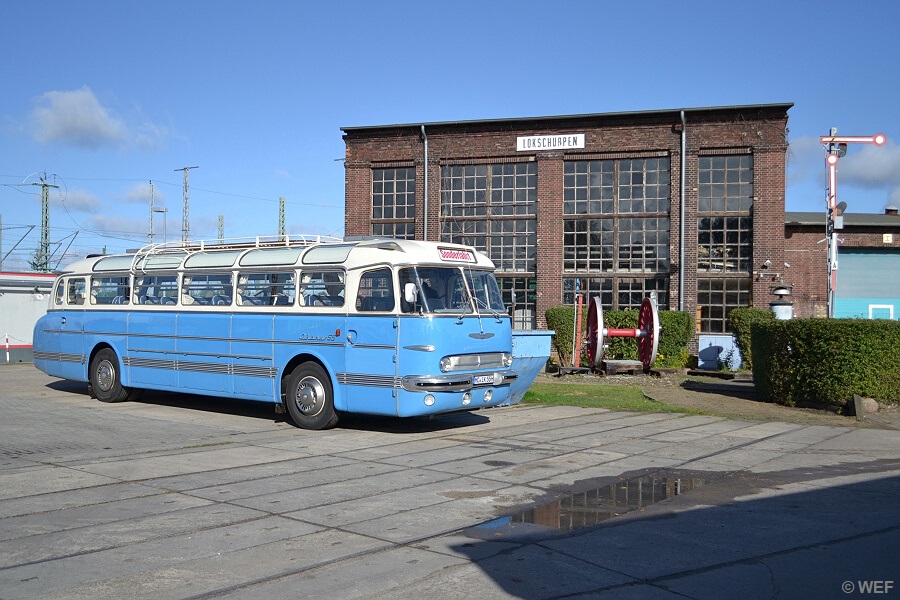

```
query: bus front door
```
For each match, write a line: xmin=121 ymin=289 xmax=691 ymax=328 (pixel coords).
xmin=343 ymin=314 xmax=400 ymax=416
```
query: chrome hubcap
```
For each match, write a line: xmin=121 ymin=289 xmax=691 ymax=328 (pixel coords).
xmin=97 ymin=361 xmax=114 ymax=392
xmin=295 ymin=376 xmax=324 ymax=416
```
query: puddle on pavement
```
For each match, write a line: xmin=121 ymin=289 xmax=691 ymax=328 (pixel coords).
xmin=466 ymin=471 xmax=710 ymax=538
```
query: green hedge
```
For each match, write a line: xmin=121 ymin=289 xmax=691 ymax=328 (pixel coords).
xmin=545 ymin=304 xmax=580 ymax=367
xmin=545 ymin=304 xmax=694 ymax=369
xmin=752 ymin=318 xmax=900 ymax=407
xmin=728 ymin=307 xmax=774 ymax=370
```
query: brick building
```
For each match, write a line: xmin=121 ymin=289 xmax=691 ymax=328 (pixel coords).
xmin=785 ymin=209 xmax=900 ymax=319
xmin=342 ymin=103 xmax=792 ymax=346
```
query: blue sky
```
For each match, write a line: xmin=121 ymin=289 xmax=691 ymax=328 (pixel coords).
xmin=2 ymin=0 xmax=899 ymax=271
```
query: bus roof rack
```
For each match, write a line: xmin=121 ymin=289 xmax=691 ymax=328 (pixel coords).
xmin=134 ymin=234 xmax=345 ymax=256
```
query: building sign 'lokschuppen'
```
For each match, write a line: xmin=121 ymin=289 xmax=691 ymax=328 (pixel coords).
xmin=516 ymin=134 xmax=585 ymax=151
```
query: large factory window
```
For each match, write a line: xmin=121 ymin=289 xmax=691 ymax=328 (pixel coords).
xmin=371 ymin=167 xmax=415 ymax=239
xmin=697 ymin=278 xmax=751 ymax=333
xmin=441 ymin=162 xmax=537 ymax=327
xmin=562 ymin=276 xmax=668 ymax=310
xmin=696 ymin=154 xmax=753 ymax=332
xmin=499 ymin=276 xmax=537 ymax=330
xmin=440 ymin=162 xmax=536 ymax=273
xmin=562 ymin=157 xmax=670 ymax=309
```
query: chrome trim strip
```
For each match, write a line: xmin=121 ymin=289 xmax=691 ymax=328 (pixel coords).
xmin=33 ymin=351 xmax=85 ymax=364
xmin=403 ymin=345 xmax=435 ymax=352
xmin=122 ymin=356 xmax=276 ymax=378
xmin=126 ymin=347 xmax=271 ymax=361
xmin=49 ymin=329 xmax=344 ymax=348
xmin=351 ymin=343 xmax=396 ymax=350
xmin=336 ymin=372 xmax=402 ymax=388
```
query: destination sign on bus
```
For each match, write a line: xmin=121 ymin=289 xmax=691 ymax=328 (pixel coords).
xmin=438 ymin=247 xmax=476 ymax=263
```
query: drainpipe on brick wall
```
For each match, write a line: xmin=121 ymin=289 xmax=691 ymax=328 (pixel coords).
xmin=679 ymin=110 xmax=686 ymax=311
xmin=421 ymin=125 xmax=429 ymax=241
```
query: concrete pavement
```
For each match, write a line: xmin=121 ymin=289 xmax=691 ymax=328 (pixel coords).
xmin=0 ymin=363 xmax=898 ymax=599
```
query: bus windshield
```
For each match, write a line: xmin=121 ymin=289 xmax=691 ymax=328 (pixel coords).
xmin=464 ymin=268 xmax=505 ymax=313
xmin=399 ymin=266 xmax=505 ymax=315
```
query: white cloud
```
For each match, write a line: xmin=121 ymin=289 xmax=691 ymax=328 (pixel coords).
xmin=789 ymin=135 xmax=900 ymax=211
xmin=56 ymin=188 xmax=102 ymax=212
xmin=838 ymin=141 xmax=900 ymax=189
xmin=830 ymin=141 xmax=900 ymax=211
xmin=29 ymin=86 xmax=171 ymax=151
xmin=889 ymin=188 xmax=900 ymax=208
xmin=86 ymin=214 xmax=150 ymax=238
xmin=122 ymin=181 xmax=167 ymax=206
xmin=133 ymin=121 xmax=171 ymax=152
xmin=31 ymin=86 xmax=127 ymax=148
xmin=786 ymin=135 xmax=824 ymax=186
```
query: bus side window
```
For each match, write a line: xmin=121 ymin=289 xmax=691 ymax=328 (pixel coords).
xmin=299 ymin=270 xmax=345 ymax=307
xmin=136 ymin=275 xmax=178 ymax=304
xmin=181 ymin=273 xmax=233 ymax=306
xmin=54 ymin=279 xmax=66 ymax=306
xmin=90 ymin=275 xmax=130 ymax=305
xmin=357 ymin=268 xmax=394 ymax=312
xmin=67 ymin=278 xmax=86 ymax=305
xmin=134 ymin=277 xmax=146 ymax=304
xmin=236 ymin=272 xmax=295 ymax=306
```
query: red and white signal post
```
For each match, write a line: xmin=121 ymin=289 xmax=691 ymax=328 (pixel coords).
xmin=819 ymin=130 xmax=886 ymax=318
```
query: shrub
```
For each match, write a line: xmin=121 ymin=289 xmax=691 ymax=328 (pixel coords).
xmin=752 ymin=318 xmax=900 ymax=407
xmin=545 ymin=304 xmax=580 ymax=367
xmin=728 ymin=307 xmax=774 ymax=370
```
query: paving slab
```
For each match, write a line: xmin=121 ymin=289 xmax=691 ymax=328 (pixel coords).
xmin=1 ymin=364 xmax=899 ymax=599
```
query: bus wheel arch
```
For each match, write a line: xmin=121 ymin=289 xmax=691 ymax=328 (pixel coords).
xmin=281 ymin=356 xmax=339 ymax=430
xmin=88 ymin=345 xmax=131 ymax=403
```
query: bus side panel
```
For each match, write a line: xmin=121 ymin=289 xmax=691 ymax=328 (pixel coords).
xmin=273 ymin=314 xmax=346 ymax=409
xmin=232 ymin=314 xmax=276 ymax=399
xmin=33 ymin=311 xmax=86 ymax=382
xmin=57 ymin=309 xmax=87 ymax=382
xmin=126 ymin=311 xmax=178 ymax=388
xmin=176 ymin=312 xmax=233 ymax=393
xmin=343 ymin=314 xmax=399 ymax=415
xmin=83 ymin=309 xmax=128 ymax=379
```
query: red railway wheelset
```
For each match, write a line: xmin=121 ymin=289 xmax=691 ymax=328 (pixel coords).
xmin=584 ymin=296 xmax=661 ymax=373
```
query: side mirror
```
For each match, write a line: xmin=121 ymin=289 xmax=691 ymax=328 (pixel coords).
xmin=404 ymin=282 xmax=419 ymax=304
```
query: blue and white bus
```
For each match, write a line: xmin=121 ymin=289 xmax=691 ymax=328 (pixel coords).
xmin=33 ymin=236 xmax=520 ymax=429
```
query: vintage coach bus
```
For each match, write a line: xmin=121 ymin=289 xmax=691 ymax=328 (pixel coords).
xmin=33 ymin=236 xmax=519 ymax=429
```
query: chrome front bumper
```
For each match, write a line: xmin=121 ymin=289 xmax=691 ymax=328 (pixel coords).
xmin=400 ymin=370 xmax=518 ymax=392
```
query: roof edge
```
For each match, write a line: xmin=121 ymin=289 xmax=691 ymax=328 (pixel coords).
xmin=341 ymin=102 xmax=794 ymax=133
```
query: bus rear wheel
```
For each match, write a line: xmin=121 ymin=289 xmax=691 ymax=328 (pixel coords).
xmin=89 ymin=348 xmax=130 ymax=403
xmin=285 ymin=362 xmax=338 ymax=430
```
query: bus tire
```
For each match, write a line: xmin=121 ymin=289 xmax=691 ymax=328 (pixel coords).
xmin=285 ymin=362 xmax=338 ymax=430
xmin=89 ymin=348 xmax=130 ymax=403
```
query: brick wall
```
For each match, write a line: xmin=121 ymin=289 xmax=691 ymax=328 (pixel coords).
xmin=786 ymin=220 xmax=900 ymax=318
xmin=343 ymin=105 xmax=792 ymax=340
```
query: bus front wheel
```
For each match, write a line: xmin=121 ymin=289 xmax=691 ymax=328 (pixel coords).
xmin=285 ymin=362 xmax=338 ymax=430
xmin=89 ymin=348 xmax=129 ymax=403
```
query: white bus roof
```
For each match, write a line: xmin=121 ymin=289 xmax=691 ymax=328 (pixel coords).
xmin=57 ymin=236 xmax=495 ymax=275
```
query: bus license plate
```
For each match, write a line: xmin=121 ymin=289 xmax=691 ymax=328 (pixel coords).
xmin=473 ymin=374 xmax=494 ymax=386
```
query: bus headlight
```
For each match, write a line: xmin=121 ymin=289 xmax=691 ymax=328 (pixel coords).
xmin=483 ymin=389 xmax=493 ymax=403
xmin=502 ymin=352 xmax=513 ymax=367
xmin=462 ymin=392 xmax=471 ymax=406
xmin=424 ymin=394 xmax=435 ymax=406
xmin=440 ymin=357 xmax=453 ymax=372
